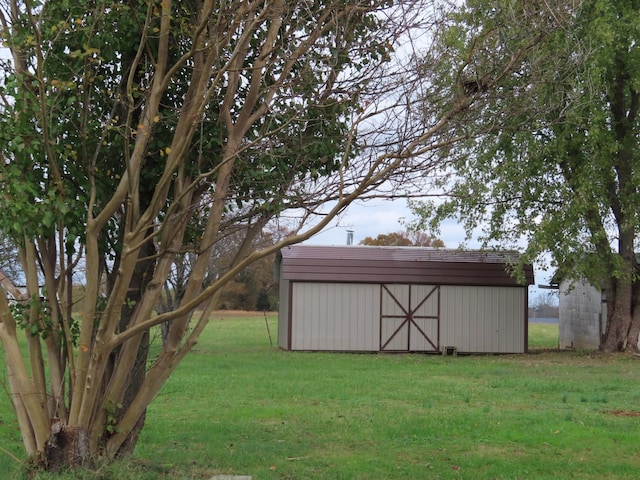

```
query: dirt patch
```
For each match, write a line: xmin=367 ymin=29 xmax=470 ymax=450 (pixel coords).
xmin=606 ymin=410 xmax=640 ymax=417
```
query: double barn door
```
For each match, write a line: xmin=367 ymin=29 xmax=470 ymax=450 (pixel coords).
xmin=380 ymin=284 xmax=440 ymax=352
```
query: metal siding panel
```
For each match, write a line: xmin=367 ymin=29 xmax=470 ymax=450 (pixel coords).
xmin=508 ymin=289 xmax=522 ymax=352
xmin=496 ymin=289 xmax=504 ymax=352
xmin=502 ymin=289 xmax=512 ymax=351
xmin=290 ymin=282 xmax=379 ymax=351
xmin=472 ymin=287 xmax=481 ymax=351
xmin=491 ymin=287 xmax=525 ymax=353
xmin=410 ymin=318 xmax=438 ymax=350
xmin=290 ymin=283 xmax=305 ymax=349
xmin=440 ymin=286 xmax=525 ymax=353
xmin=513 ymin=289 xmax=526 ymax=352
xmin=461 ymin=287 xmax=471 ymax=351
xmin=347 ymin=286 xmax=356 ymax=350
xmin=484 ymin=288 xmax=494 ymax=352
xmin=380 ymin=285 xmax=410 ymax=350
xmin=325 ymin=284 xmax=335 ymax=350
xmin=290 ymin=281 xmax=525 ymax=353
xmin=412 ymin=285 xmax=439 ymax=316
xmin=484 ymin=287 xmax=500 ymax=352
xmin=439 ymin=286 xmax=453 ymax=349
xmin=336 ymin=284 xmax=346 ymax=350
xmin=494 ymin=288 xmax=504 ymax=352
xmin=310 ymin=284 xmax=323 ymax=349
xmin=321 ymin=284 xmax=332 ymax=350
xmin=333 ymin=284 xmax=343 ymax=350
xmin=410 ymin=285 xmax=439 ymax=351
xmin=359 ymin=286 xmax=370 ymax=349
xmin=368 ymin=285 xmax=380 ymax=349
xmin=304 ymin=283 xmax=317 ymax=350
xmin=352 ymin=284 xmax=376 ymax=350
xmin=352 ymin=286 xmax=362 ymax=350
xmin=301 ymin=285 xmax=312 ymax=350
xmin=314 ymin=284 xmax=325 ymax=350
xmin=381 ymin=317 xmax=407 ymax=350
xmin=323 ymin=284 xmax=333 ymax=350
xmin=381 ymin=284 xmax=408 ymax=316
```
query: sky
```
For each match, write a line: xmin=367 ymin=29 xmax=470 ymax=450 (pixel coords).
xmin=303 ymin=198 xmax=464 ymax=247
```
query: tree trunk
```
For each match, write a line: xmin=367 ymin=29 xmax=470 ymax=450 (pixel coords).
xmin=44 ymin=423 xmax=90 ymax=471
xmin=114 ymin=330 xmax=150 ymax=457
xmin=627 ymin=282 xmax=640 ymax=353
xmin=627 ymin=315 xmax=640 ymax=352
xmin=602 ymin=278 xmax=634 ymax=352
xmin=110 ymin=236 xmax=156 ymax=457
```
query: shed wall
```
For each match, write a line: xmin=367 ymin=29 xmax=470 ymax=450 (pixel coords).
xmin=440 ymin=286 xmax=526 ymax=353
xmin=558 ymin=280 xmax=604 ymax=350
xmin=281 ymin=281 xmax=527 ymax=353
xmin=288 ymin=282 xmax=379 ymax=351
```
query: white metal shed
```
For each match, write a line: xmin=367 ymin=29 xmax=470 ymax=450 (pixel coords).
xmin=277 ymin=245 xmax=534 ymax=354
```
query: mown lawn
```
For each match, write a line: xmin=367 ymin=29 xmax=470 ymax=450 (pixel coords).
xmin=2 ymin=315 xmax=640 ymax=479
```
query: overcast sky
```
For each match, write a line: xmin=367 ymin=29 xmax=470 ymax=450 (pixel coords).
xmin=303 ymin=198 xmax=468 ymax=247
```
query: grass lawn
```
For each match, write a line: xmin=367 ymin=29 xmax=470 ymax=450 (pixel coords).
xmin=2 ymin=315 xmax=640 ymax=479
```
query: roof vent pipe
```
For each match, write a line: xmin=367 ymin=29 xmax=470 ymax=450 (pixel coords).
xmin=346 ymin=230 xmax=354 ymax=245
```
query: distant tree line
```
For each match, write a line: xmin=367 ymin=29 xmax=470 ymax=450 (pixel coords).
xmin=359 ymin=230 xmax=444 ymax=247
xmin=528 ymin=291 xmax=559 ymax=319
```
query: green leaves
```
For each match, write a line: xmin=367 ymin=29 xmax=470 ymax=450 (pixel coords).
xmin=10 ymin=293 xmax=53 ymax=340
xmin=411 ymin=0 xmax=640 ymax=280
xmin=104 ymin=400 xmax=123 ymax=435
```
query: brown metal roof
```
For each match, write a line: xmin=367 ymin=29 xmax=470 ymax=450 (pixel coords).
xmin=279 ymin=245 xmax=534 ymax=286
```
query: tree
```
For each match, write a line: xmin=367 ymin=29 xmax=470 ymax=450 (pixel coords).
xmin=217 ymin=226 xmax=282 ymax=310
xmin=529 ymin=291 xmax=559 ymax=319
xmin=409 ymin=0 xmax=640 ymax=351
xmin=359 ymin=230 xmax=444 ymax=247
xmin=159 ymin=224 xmax=281 ymax=313
xmin=0 ymin=0 xmax=501 ymax=469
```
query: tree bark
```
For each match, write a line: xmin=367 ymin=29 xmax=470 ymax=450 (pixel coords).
xmin=627 ymin=282 xmax=640 ymax=353
xmin=110 ymin=235 xmax=156 ymax=457
xmin=44 ymin=423 xmax=90 ymax=471
xmin=602 ymin=277 xmax=633 ymax=352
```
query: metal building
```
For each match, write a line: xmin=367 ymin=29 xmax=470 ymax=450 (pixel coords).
xmin=277 ymin=245 xmax=534 ymax=354
xmin=558 ymin=279 xmax=606 ymax=350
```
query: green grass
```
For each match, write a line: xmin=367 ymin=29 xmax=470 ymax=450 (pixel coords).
xmin=2 ymin=315 xmax=640 ymax=479
xmin=528 ymin=322 xmax=559 ymax=350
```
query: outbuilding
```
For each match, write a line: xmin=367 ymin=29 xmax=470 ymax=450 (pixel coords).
xmin=277 ymin=245 xmax=534 ymax=354
xmin=557 ymin=279 xmax=606 ymax=350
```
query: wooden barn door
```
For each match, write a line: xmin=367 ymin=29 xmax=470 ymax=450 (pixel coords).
xmin=380 ymin=284 xmax=440 ymax=352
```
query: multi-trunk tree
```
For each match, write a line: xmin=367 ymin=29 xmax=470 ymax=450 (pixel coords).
xmin=0 ymin=0 xmax=501 ymax=470
xmin=409 ymin=0 xmax=640 ymax=352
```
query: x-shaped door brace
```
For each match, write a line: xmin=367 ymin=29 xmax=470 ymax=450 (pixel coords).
xmin=380 ymin=285 xmax=440 ymax=351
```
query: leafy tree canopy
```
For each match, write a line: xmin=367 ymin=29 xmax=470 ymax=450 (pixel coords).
xmin=409 ymin=0 xmax=640 ymax=351
xmin=1 ymin=0 xmax=493 ymax=469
